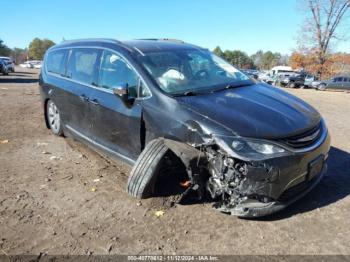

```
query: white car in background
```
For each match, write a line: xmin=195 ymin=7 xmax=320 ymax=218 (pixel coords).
xmin=33 ymin=61 xmax=42 ymax=69
xmin=19 ymin=60 xmax=42 ymax=69
xmin=19 ymin=61 xmax=34 ymax=68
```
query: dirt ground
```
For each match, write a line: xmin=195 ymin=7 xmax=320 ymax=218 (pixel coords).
xmin=0 ymin=67 xmax=349 ymax=256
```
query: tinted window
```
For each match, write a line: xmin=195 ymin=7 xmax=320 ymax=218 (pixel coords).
xmin=334 ymin=77 xmax=342 ymax=82
xmin=46 ymin=49 xmax=67 ymax=75
xmin=99 ymin=50 xmax=138 ymax=96
xmin=67 ymin=48 xmax=100 ymax=85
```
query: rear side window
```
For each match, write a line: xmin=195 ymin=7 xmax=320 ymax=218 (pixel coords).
xmin=67 ymin=48 xmax=101 ymax=85
xmin=334 ymin=77 xmax=342 ymax=82
xmin=46 ymin=49 xmax=67 ymax=75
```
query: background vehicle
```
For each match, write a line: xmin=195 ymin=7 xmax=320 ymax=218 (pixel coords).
xmin=0 ymin=57 xmax=15 ymax=72
xmin=316 ymin=75 xmax=350 ymax=91
xmin=281 ymin=72 xmax=316 ymax=88
xmin=270 ymin=66 xmax=294 ymax=76
xmin=303 ymin=74 xmax=318 ymax=88
xmin=19 ymin=61 xmax=34 ymax=68
xmin=19 ymin=60 xmax=42 ymax=68
xmin=0 ymin=60 xmax=9 ymax=75
xmin=240 ymin=69 xmax=259 ymax=80
xmin=33 ymin=61 xmax=42 ymax=69
xmin=259 ymin=66 xmax=295 ymax=85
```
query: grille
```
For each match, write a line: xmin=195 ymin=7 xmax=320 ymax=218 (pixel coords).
xmin=279 ymin=123 xmax=322 ymax=149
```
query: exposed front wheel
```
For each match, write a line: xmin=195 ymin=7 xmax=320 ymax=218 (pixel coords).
xmin=127 ymin=138 xmax=170 ymax=198
xmin=46 ymin=100 xmax=63 ymax=136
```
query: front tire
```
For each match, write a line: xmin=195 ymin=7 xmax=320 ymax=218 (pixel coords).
xmin=46 ymin=100 xmax=63 ymax=136
xmin=127 ymin=138 xmax=169 ymax=198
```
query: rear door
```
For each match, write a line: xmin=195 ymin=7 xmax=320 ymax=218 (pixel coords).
xmin=329 ymin=77 xmax=343 ymax=89
xmin=45 ymin=49 xmax=70 ymax=124
xmin=341 ymin=77 xmax=350 ymax=90
xmin=88 ymin=49 xmax=144 ymax=162
xmin=345 ymin=77 xmax=350 ymax=90
xmin=64 ymin=48 xmax=102 ymax=137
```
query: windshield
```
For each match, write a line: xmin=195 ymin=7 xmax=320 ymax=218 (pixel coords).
xmin=136 ymin=49 xmax=253 ymax=95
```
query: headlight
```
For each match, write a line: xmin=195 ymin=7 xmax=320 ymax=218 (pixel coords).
xmin=246 ymin=141 xmax=285 ymax=154
xmin=214 ymin=135 xmax=290 ymax=161
xmin=231 ymin=139 xmax=285 ymax=155
xmin=213 ymin=135 xmax=291 ymax=161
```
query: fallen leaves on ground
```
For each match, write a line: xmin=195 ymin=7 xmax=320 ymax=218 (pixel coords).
xmin=154 ymin=210 xmax=165 ymax=217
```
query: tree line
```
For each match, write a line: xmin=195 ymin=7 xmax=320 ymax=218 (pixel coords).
xmin=213 ymin=47 xmax=289 ymax=70
xmin=0 ymin=38 xmax=55 ymax=63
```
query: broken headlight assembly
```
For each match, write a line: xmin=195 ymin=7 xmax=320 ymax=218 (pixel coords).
xmin=213 ymin=136 xmax=291 ymax=161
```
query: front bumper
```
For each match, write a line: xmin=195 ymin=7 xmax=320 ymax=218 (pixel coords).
xmin=230 ymin=163 xmax=327 ymax=218
xmin=217 ymin=131 xmax=331 ymax=218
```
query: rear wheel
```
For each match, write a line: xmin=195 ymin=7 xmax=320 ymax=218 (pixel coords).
xmin=317 ymin=84 xmax=327 ymax=91
xmin=288 ymin=82 xmax=296 ymax=88
xmin=46 ymin=100 xmax=63 ymax=136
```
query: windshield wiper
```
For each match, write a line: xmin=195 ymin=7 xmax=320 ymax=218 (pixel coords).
xmin=172 ymin=91 xmax=198 ymax=97
xmin=212 ymin=83 xmax=252 ymax=93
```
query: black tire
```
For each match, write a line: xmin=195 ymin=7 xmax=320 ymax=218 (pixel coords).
xmin=46 ymin=100 xmax=63 ymax=136
xmin=127 ymin=138 xmax=169 ymax=198
xmin=288 ymin=82 xmax=296 ymax=88
xmin=317 ymin=84 xmax=327 ymax=91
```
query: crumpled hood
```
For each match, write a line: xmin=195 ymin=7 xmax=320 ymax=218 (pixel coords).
xmin=176 ymin=83 xmax=321 ymax=139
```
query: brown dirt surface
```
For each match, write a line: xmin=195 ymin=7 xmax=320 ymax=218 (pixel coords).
xmin=0 ymin=68 xmax=349 ymax=255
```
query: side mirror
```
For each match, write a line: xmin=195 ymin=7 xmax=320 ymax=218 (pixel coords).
xmin=113 ymin=83 xmax=135 ymax=105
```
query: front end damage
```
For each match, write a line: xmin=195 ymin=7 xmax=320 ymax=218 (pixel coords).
xmin=163 ymin=123 xmax=331 ymax=218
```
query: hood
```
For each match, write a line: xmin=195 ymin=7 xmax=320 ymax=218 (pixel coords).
xmin=176 ymin=83 xmax=321 ymax=139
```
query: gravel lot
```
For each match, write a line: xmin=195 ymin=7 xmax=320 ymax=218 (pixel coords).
xmin=0 ymin=68 xmax=349 ymax=255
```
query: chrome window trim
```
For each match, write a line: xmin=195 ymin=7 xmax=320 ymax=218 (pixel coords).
xmin=45 ymin=45 xmax=152 ymax=100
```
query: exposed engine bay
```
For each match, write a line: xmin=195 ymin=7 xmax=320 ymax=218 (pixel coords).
xmin=160 ymin=139 xmax=278 ymax=217
xmin=205 ymin=147 xmax=277 ymax=216
xmin=161 ymin=137 xmax=328 ymax=218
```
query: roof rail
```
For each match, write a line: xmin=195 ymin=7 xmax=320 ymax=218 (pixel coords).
xmin=137 ymin=38 xmax=185 ymax=43
xmin=61 ymin=38 xmax=123 ymax=44
xmin=58 ymin=38 xmax=135 ymax=52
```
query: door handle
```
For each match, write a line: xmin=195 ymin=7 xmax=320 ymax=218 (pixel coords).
xmin=79 ymin=94 xmax=89 ymax=101
xmin=89 ymin=98 xmax=100 ymax=105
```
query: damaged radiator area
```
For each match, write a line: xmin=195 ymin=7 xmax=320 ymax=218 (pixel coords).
xmin=205 ymin=146 xmax=279 ymax=216
xmin=163 ymin=139 xmax=280 ymax=217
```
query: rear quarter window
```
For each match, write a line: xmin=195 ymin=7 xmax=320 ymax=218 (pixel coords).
xmin=46 ymin=49 xmax=67 ymax=75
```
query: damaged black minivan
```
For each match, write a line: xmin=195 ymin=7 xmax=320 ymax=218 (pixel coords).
xmin=39 ymin=38 xmax=330 ymax=217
